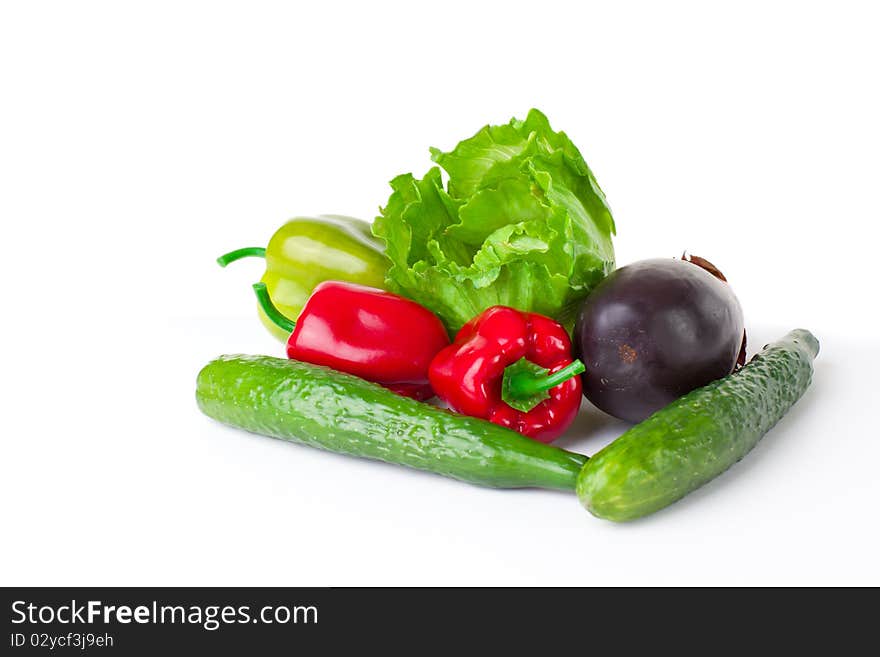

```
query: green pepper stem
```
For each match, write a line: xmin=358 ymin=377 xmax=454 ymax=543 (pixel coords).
xmin=506 ymin=359 xmax=586 ymax=398
xmin=252 ymin=282 xmax=296 ymax=334
xmin=216 ymin=247 xmax=266 ymax=267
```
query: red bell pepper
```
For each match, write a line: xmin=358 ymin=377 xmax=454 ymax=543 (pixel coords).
xmin=254 ymin=281 xmax=450 ymax=400
xmin=428 ymin=306 xmax=585 ymax=443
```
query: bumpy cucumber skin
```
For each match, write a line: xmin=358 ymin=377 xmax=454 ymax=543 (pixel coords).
xmin=577 ymin=329 xmax=819 ymax=522
xmin=197 ymin=355 xmax=587 ymax=490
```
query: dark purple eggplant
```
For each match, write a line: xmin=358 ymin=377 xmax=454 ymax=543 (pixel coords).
xmin=574 ymin=257 xmax=745 ymax=423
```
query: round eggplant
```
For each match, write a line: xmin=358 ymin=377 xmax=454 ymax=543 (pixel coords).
xmin=574 ymin=257 xmax=745 ymax=423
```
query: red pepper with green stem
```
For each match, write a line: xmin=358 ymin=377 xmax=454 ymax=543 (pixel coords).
xmin=429 ymin=306 xmax=585 ymax=443
xmin=254 ymin=280 xmax=449 ymax=401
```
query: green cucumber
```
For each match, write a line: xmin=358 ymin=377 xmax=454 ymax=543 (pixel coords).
xmin=196 ymin=355 xmax=587 ymax=490
xmin=576 ymin=329 xmax=819 ymax=521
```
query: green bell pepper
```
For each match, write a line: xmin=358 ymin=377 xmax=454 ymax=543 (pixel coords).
xmin=217 ymin=215 xmax=390 ymax=341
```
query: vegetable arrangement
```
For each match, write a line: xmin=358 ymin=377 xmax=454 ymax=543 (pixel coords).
xmin=201 ymin=110 xmax=818 ymax=522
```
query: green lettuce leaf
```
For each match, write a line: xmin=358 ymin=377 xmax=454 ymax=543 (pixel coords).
xmin=373 ymin=109 xmax=615 ymax=334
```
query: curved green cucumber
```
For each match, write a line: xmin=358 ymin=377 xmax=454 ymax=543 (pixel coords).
xmin=577 ymin=329 xmax=819 ymax=521
xmin=196 ymin=355 xmax=587 ymax=490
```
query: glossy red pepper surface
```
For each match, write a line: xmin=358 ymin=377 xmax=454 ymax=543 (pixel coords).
xmin=429 ymin=306 xmax=583 ymax=442
xmin=286 ymin=281 xmax=450 ymax=400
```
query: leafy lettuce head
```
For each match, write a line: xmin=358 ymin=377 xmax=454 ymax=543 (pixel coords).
xmin=373 ymin=109 xmax=615 ymax=335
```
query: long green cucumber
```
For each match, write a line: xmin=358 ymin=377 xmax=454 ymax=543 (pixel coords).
xmin=576 ymin=329 xmax=819 ymax=521
xmin=196 ymin=355 xmax=587 ymax=490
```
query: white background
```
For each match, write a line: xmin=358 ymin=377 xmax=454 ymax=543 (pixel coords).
xmin=2 ymin=1 xmax=878 ymax=586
